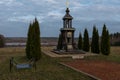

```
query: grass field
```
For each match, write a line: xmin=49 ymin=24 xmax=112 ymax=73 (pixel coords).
xmin=0 ymin=46 xmax=120 ymax=80
xmin=84 ymin=46 xmax=120 ymax=63
xmin=0 ymin=47 xmax=94 ymax=80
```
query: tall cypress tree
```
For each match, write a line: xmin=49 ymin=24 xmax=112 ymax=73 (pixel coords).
xmin=78 ymin=33 xmax=82 ymax=50
xmin=101 ymin=24 xmax=110 ymax=55
xmin=101 ymin=24 xmax=106 ymax=54
xmin=26 ymin=18 xmax=41 ymax=61
xmin=96 ymin=30 xmax=100 ymax=53
xmin=0 ymin=34 xmax=5 ymax=48
xmin=34 ymin=18 xmax=41 ymax=60
xmin=26 ymin=23 xmax=32 ymax=59
xmin=83 ymin=28 xmax=89 ymax=52
xmin=30 ymin=21 xmax=35 ymax=59
xmin=57 ymin=33 xmax=63 ymax=50
xmin=91 ymin=26 xmax=100 ymax=53
xmin=106 ymin=30 xmax=110 ymax=55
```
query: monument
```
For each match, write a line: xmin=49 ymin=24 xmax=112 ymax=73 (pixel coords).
xmin=54 ymin=0 xmax=85 ymax=54
xmin=60 ymin=7 xmax=76 ymax=51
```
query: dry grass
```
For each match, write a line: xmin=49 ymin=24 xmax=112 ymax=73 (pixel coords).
xmin=111 ymin=46 xmax=120 ymax=55
xmin=0 ymin=47 xmax=25 ymax=56
xmin=0 ymin=47 xmax=24 ymax=54
xmin=0 ymin=47 xmax=25 ymax=63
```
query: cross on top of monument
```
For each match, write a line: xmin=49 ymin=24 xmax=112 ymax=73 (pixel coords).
xmin=66 ymin=0 xmax=69 ymax=8
xmin=63 ymin=0 xmax=73 ymax=20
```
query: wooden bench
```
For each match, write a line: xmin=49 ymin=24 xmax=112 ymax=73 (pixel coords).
xmin=10 ymin=57 xmax=36 ymax=72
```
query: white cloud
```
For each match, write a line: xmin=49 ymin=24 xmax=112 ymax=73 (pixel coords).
xmin=45 ymin=0 xmax=57 ymax=4
xmin=0 ymin=0 xmax=23 ymax=6
xmin=8 ymin=15 xmax=44 ymax=23
xmin=31 ymin=0 xmax=57 ymax=5
xmin=47 ymin=11 xmax=63 ymax=19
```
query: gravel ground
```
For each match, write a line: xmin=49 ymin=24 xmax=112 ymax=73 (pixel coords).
xmin=64 ymin=60 xmax=120 ymax=80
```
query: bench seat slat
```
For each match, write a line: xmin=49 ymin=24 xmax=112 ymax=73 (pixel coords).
xmin=16 ymin=64 xmax=31 ymax=69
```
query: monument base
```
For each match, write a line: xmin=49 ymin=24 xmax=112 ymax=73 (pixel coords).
xmin=52 ymin=49 xmax=86 ymax=54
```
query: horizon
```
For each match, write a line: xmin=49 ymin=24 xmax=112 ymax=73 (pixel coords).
xmin=0 ymin=0 xmax=120 ymax=37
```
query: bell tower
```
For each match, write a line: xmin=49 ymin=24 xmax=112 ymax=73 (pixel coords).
xmin=60 ymin=7 xmax=76 ymax=51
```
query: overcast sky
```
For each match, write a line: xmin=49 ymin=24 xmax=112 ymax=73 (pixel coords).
xmin=0 ymin=0 xmax=120 ymax=37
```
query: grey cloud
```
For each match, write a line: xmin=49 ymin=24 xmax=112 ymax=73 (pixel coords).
xmin=0 ymin=0 xmax=120 ymax=37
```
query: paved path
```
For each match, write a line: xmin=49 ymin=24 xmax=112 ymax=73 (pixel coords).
xmin=42 ymin=47 xmax=97 ymax=58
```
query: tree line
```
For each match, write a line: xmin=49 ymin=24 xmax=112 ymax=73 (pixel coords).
xmin=57 ymin=24 xmax=110 ymax=55
xmin=110 ymin=32 xmax=120 ymax=46
xmin=77 ymin=24 xmax=110 ymax=55
xmin=110 ymin=32 xmax=120 ymax=39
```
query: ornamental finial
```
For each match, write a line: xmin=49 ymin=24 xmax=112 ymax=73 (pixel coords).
xmin=66 ymin=0 xmax=69 ymax=8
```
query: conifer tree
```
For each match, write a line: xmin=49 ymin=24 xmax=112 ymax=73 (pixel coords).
xmin=106 ymin=30 xmax=110 ymax=55
xmin=33 ymin=18 xmax=41 ymax=60
xmin=91 ymin=26 xmax=100 ymax=53
xmin=0 ymin=34 xmax=5 ymax=48
xmin=101 ymin=24 xmax=106 ymax=54
xmin=101 ymin=24 xmax=110 ymax=55
xmin=26 ymin=23 xmax=32 ymax=59
xmin=83 ymin=28 xmax=89 ymax=52
xmin=57 ymin=33 xmax=63 ymax=50
xmin=26 ymin=18 xmax=41 ymax=61
xmin=78 ymin=33 xmax=82 ymax=50
xmin=96 ymin=30 xmax=100 ymax=53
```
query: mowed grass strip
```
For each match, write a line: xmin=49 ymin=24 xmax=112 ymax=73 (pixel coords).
xmin=84 ymin=47 xmax=120 ymax=63
xmin=0 ymin=47 xmax=93 ymax=80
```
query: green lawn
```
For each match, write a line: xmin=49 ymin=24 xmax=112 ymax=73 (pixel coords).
xmin=0 ymin=47 xmax=93 ymax=80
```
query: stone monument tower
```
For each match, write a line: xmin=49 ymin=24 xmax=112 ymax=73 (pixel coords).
xmin=59 ymin=7 xmax=76 ymax=51
xmin=54 ymin=0 xmax=85 ymax=54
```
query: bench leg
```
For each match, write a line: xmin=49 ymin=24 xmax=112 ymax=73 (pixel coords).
xmin=10 ymin=59 xmax=12 ymax=72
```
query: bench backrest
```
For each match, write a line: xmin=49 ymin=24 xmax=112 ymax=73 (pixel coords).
xmin=10 ymin=57 xmax=36 ymax=72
